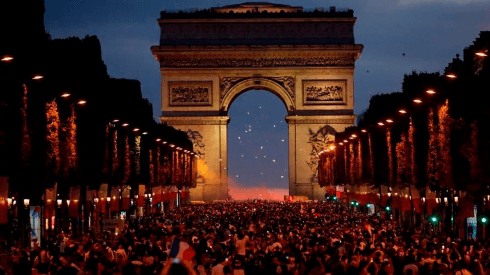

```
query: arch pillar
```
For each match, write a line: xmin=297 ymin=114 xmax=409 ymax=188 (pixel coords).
xmin=286 ymin=115 xmax=356 ymax=200
xmin=160 ymin=116 xmax=230 ymax=202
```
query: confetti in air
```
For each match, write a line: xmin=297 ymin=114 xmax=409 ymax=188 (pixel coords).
xmin=227 ymin=90 xmax=288 ymax=196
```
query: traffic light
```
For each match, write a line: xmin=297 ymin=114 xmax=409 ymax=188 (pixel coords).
xmin=429 ymin=215 xmax=439 ymax=224
xmin=332 ymin=196 xmax=337 ymax=201
xmin=479 ymin=216 xmax=489 ymax=225
xmin=351 ymin=201 xmax=355 ymax=206
xmin=385 ymin=206 xmax=391 ymax=212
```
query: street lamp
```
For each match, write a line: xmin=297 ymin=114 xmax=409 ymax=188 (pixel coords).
xmin=24 ymin=199 xmax=29 ymax=208
xmin=7 ymin=198 xmax=12 ymax=209
xmin=57 ymin=199 xmax=62 ymax=208
xmin=446 ymin=73 xmax=457 ymax=79
xmin=1 ymin=55 xmax=14 ymax=62
xmin=398 ymin=109 xmax=407 ymax=114
xmin=430 ymin=215 xmax=439 ymax=224
xmin=475 ymin=52 xmax=488 ymax=57
xmin=426 ymin=89 xmax=436 ymax=95
xmin=77 ymin=100 xmax=87 ymax=105
xmin=377 ymin=122 xmax=385 ymax=126
xmin=32 ymin=75 xmax=43 ymax=80
xmin=386 ymin=119 xmax=393 ymax=123
xmin=61 ymin=92 xmax=71 ymax=98
xmin=413 ymin=99 xmax=422 ymax=104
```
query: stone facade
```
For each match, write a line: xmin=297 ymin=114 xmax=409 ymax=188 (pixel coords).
xmin=152 ymin=2 xmax=363 ymax=201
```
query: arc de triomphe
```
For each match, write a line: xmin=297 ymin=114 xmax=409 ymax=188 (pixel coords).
xmin=151 ymin=2 xmax=363 ymax=201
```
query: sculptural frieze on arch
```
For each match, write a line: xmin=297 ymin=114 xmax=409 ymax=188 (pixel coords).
xmin=220 ymin=76 xmax=294 ymax=99
xmin=152 ymin=2 xmax=363 ymax=201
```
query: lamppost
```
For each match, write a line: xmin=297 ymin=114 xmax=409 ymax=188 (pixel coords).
xmin=23 ymin=198 xmax=30 ymax=248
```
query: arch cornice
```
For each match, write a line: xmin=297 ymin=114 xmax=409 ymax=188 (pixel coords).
xmin=220 ymin=77 xmax=295 ymax=115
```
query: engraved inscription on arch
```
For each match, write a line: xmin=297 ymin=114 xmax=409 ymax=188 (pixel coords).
xmin=302 ymin=80 xmax=347 ymax=105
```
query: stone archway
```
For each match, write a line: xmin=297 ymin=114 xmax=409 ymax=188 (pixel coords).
xmin=152 ymin=2 xmax=363 ymax=202
xmin=220 ymin=77 xmax=295 ymax=116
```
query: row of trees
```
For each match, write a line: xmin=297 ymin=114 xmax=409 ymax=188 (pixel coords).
xmin=319 ymin=32 xmax=490 ymax=214
xmin=0 ymin=1 xmax=195 ymax=210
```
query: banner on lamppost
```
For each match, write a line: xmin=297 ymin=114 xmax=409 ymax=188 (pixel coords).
xmin=86 ymin=187 xmax=96 ymax=214
xmin=0 ymin=177 xmax=8 ymax=225
xmin=170 ymin=185 xmax=179 ymax=201
xmin=137 ymin=185 xmax=145 ymax=207
xmin=410 ymin=185 xmax=422 ymax=213
xmin=401 ymin=187 xmax=411 ymax=212
xmin=380 ymin=185 xmax=389 ymax=207
xmin=459 ymin=191 xmax=475 ymax=218
xmin=152 ymin=186 xmax=161 ymax=206
xmin=426 ymin=187 xmax=437 ymax=216
xmin=369 ymin=186 xmax=380 ymax=205
xmin=110 ymin=186 xmax=120 ymax=212
xmin=69 ymin=186 xmax=80 ymax=218
xmin=45 ymin=184 xmax=57 ymax=221
xmin=335 ymin=185 xmax=344 ymax=199
xmin=121 ymin=185 xmax=130 ymax=211
xmin=392 ymin=187 xmax=401 ymax=210
xmin=99 ymin=183 xmax=108 ymax=214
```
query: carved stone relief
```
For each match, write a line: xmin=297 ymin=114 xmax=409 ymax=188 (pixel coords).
xmin=270 ymin=76 xmax=295 ymax=98
xmin=161 ymin=56 xmax=355 ymax=68
xmin=303 ymin=80 xmax=347 ymax=105
xmin=306 ymin=125 xmax=337 ymax=183
xmin=169 ymin=81 xmax=212 ymax=106
xmin=220 ymin=77 xmax=246 ymax=98
xmin=220 ymin=76 xmax=295 ymax=99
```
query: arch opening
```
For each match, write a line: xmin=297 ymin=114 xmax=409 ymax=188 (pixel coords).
xmin=220 ymin=78 xmax=295 ymax=116
xmin=227 ymin=90 xmax=289 ymax=201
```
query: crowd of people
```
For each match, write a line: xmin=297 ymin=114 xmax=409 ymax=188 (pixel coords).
xmin=5 ymin=201 xmax=490 ymax=275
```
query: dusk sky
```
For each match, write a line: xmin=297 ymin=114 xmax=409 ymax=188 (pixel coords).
xmin=45 ymin=0 xmax=489 ymax=195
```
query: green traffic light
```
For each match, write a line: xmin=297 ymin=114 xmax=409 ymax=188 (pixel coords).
xmin=355 ymin=202 xmax=359 ymax=206
xmin=479 ymin=216 xmax=488 ymax=225
xmin=333 ymin=196 xmax=337 ymax=201
xmin=430 ymin=216 xmax=439 ymax=224
xmin=351 ymin=201 xmax=355 ymax=205
xmin=386 ymin=206 xmax=391 ymax=211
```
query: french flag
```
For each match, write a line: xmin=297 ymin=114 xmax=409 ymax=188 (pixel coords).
xmin=169 ymin=238 xmax=196 ymax=262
